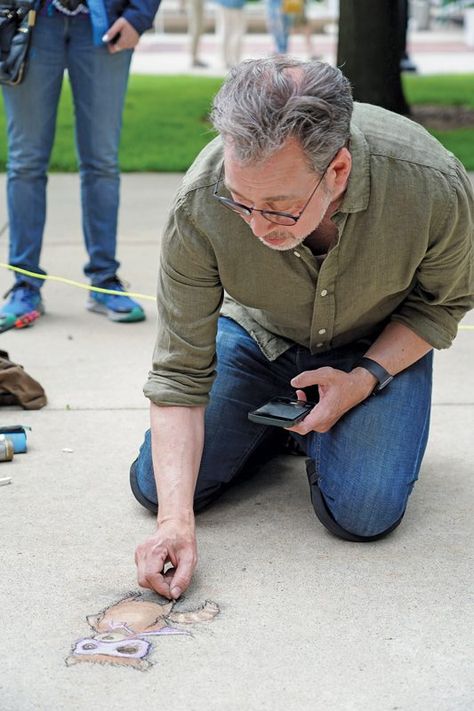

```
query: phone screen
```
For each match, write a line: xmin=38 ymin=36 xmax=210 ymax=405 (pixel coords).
xmin=248 ymin=397 xmax=315 ymax=428
xmin=254 ymin=398 xmax=311 ymax=421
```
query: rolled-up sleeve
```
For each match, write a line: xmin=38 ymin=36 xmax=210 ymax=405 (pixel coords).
xmin=143 ymin=195 xmax=223 ymax=406
xmin=391 ymin=160 xmax=474 ymax=348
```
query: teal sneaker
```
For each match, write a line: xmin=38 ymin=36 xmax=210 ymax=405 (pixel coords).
xmin=0 ymin=281 xmax=44 ymax=324
xmin=86 ymin=277 xmax=146 ymax=323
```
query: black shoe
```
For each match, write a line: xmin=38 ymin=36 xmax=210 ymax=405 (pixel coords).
xmin=281 ymin=433 xmax=306 ymax=456
xmin=129 ymin=460 xmax=158 ymax=514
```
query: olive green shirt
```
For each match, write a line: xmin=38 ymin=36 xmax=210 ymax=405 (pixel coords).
xmin=144 ymin=103 xmax=474 ymax=406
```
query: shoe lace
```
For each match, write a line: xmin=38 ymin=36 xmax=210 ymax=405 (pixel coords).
xmin=101 ymin=277 xmax=130 ymax=294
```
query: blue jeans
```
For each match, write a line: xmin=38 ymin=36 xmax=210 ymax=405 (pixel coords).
xmin=1 ymin=15 xmax=132 ymax=288
xmin=131 ymin=317 xmax=433 ymax=540
xmin=266 ymin=0 xmax=291 ymax=53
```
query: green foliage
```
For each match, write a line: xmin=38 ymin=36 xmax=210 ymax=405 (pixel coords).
xmin=403 ymin=73 xmax=474 ymax=108
xmin=0 ymin=73 xmax=473 ymax=172
xmin=0 ymin=75 xmax=222 ymax=172
xmin=403 ymin=73 xmax=474 ymax=170
xmin=118 ymin=75 xmax=222 ymax=171
xmin=426 ymin=129 xmax=474 ymax=170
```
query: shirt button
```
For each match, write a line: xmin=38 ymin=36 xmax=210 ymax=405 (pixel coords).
xmin=293 ymin=251 xmax=301 ymax=258
xmin=320 ymin=289 xmax=328 ymax=297
xmin=318 ymin=328 xmax=326 ymax=335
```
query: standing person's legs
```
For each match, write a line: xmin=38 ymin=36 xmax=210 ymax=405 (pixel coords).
xmin=130 ymin=316 xmax=299 ymax=513
xmin=188 ymin=0 xmax=205 ymax=66
xmin=302 ymin=351 xmax=433 ymax=541
xmin=266 ymin=0 xmax=289 ymax=54
xmin=66 ymin=18 xmax=143 ymax=321
xmin=66 ymin=17 xmax=132 ymax=287
xmin=228 ymin=8 xmax=246 ymax=67
xmin=300 ymin=17 xmax=317 ymax=58
xmin=216 ymin=7 xmax=244 ymax=68
xmin=216 ymin=6 xmax=243 ymax=69
xmin=280 ymin=12 xmax=292 ymax=52
xmin=1 ymin=16 xmax=66 ymax=292
xmin=215 ymin=5 xmax=229 ymax=68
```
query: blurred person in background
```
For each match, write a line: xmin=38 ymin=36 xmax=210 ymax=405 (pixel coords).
xmin=187 ymin=0 xmax=207 ymax=67
xmin=266 ymin=0 xmax=291 ymax=54
xmin=290 ymin=0 xmax=320 ymax=60
xmin=215 ymin=0 xmax=246 ymax=69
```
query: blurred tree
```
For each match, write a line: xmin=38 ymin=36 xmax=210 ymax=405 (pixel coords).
xmin=337 ymin=0 xmax=410 ymax=115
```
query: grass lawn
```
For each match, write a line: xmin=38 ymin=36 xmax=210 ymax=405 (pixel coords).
xmin=403 ymin=74 xmax=474 ymax=170
xmin=0 ymin=73 xmax=473 ymax=172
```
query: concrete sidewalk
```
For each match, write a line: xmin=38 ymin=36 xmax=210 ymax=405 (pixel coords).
xmin=0 ymin=173 xmax=473 ymax=711
xmin=131 ymin=27 xmax=474 ymax=76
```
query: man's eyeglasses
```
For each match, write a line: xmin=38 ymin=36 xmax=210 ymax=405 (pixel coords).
xmin=213 ymin=155 xmax=335 ymax=227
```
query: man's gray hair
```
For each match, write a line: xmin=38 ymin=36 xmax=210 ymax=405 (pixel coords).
xmin=211 ymin=57 xmax=353 ymax=174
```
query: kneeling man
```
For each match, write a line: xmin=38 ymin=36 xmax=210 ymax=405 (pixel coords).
xmin=130 ymin=58 xmax=474 ymax=599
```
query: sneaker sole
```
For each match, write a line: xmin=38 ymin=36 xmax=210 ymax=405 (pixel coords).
xmin=86 ymin=300 xmax=146 ymax=323
xmin=0 ymin=302 xmax=45 ymax=324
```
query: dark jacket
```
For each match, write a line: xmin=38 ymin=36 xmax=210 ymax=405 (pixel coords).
xmin=105 ymin=0 xmax=161 ymax=35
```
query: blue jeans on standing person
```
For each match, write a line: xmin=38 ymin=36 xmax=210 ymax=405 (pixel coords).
xmin=266 ymin=0 xmax=292 ymax=53
xmin=130 ymin=317 xmax=433 ymax=541
xmin=1 ymin=14 xmax=132 ymax=290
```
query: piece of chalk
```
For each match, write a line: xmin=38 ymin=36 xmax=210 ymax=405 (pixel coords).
xmin=0 ymin=476 xmax=12 ymax=486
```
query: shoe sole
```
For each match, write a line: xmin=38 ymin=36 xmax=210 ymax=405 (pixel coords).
xmin=0 ymin=302 xmax=45 ymax=325
xmin=86 ymin=300 xmax=146 ymax=323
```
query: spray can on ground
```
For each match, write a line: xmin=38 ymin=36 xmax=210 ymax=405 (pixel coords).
xmin=0 ymin=426 xmax=29 ymax=453
xmin=0 ymin=435 xmax=14 ymax=462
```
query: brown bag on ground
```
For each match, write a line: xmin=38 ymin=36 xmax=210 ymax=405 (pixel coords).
xmin=0 ymin=350 xmax=47 ymax=409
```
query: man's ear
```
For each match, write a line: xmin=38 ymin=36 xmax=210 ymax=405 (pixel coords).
xmin=329 ymin=147 xmax=352 ymax=191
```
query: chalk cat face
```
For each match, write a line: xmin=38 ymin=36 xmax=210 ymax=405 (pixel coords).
xmin=66 ymin=593 xmax=219 ymax=671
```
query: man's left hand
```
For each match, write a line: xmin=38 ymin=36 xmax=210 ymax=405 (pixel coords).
xmin=103 ymin=18 xmax=140 ymax=53
xmin=288 ymin=366 xmax=376 ymax=434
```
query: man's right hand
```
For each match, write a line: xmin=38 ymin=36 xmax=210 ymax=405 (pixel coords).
xmin=134 ymin=518 xmax=197 ymax=600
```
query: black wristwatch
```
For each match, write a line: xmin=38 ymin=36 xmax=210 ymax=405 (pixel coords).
xmin=355 ymin=357 xmax=394 ymax=393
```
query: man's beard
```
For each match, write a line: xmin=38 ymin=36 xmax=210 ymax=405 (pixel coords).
xmin=257 ymin=230 xmax=308 ymax=251
xmin=258 ymin=190 xmax=333 ymax=252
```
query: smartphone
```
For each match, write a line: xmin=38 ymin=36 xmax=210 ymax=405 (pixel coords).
xmin=248 ymin=396 xmax=316 ymax=428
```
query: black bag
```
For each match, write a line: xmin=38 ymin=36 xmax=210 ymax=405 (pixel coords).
xmin=0 ymin=0 xmax=37 ymax=86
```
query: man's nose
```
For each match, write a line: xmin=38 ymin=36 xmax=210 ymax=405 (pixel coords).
xmin=249 ymin=211 xmax=275 ymax=238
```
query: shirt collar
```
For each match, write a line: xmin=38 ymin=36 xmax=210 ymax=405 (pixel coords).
xmin=337 ymin=123 xmax=371 ymax=215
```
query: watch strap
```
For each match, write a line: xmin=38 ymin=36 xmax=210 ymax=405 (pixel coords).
xmin=355 ymin=357 xmax=394 ymax=393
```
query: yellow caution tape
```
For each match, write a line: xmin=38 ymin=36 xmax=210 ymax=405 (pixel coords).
xmin=0 ymin=262 xmax=473 ymax=330
xmin=0 ymin=262 xmax=156 ymax=301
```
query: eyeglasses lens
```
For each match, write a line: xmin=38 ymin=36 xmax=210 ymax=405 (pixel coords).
xmin=218 ymin=197 xmax=296 ymax=226
xmin=262 ymin=213 xmax=296 ymax=226
xmin=219 ymin=197 xmax=249 ymax=217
